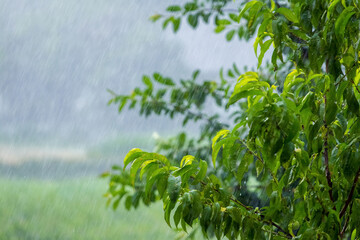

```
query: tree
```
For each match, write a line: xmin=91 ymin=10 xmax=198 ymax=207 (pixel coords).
xmin=103 ymin=0 xmax=360 ymax=239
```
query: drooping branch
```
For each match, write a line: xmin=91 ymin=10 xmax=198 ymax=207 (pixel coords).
xmin=339 ymin=167 xmax=360 ymax=218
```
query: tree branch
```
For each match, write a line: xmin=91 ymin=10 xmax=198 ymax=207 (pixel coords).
xmin=323 ymin=94 xmax=335 ymax=203
xmin=339 ymin=167 xmax=360 ymax=218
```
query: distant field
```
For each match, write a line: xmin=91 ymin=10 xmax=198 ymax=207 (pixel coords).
xmin=0 ymin=177 xmax=177 ymax=240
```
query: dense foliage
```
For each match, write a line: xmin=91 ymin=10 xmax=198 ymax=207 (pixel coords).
xmin=104 ymin=0 xmax=360 ymax=239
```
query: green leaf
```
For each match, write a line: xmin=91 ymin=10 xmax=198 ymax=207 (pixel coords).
xmin=173 ymin=164 xmax=194 ymax=178
xmin=200 ymin=205 xmax=212 ymax=232
xmin=229 ymin=13 xmax=240 ymax=23
xmin=156 ymin=174 xmax=168 ymax=198
xmin=164 ymin=198 xmax=176 ymax=227
xmin=145 ymin=167 xmax=168 ymax=197
xmin=153 ymin=73 xmax=175 ymax=86
xmin=212 ymin=130 xmax=230 ymax=150
xmin=280 ymin=142 xmax=294 ymax=165
xmin=166 ymin=5 xmax=181 ymax=12
xmin=335 ymin=7 xmax=355 ymax=42
xmin=212 ymin=131 xmax=237 ymax=168
xmin=270 ymin=0 xmax=276 ymax=11
xmin=236 ymin=152 xmax=253 ymax=185
xmin=149 ymin=14 xmax=162 ymax=22
xmin=192 ymin=70 xmax=200 ymax=80
xmin=255 ymin=159 xmax=264 ymax=177
xmin=173 ymin=204 xmax=183 ymax=228
xmin=351 ymin=229 xmax=356 ymax=240
xmin=123 ymin=148 xmax=143 ymax=169
xmin=167 ymin=175 xmax=182 ymax=202
xmin=327 ymin=0 xmax=341 ymax=19
xmin=215 ymin=25 xmax=226 ymax=33
xmin=217 ymin=19 xmax=231 ymax=25
xmin=187 ymin=14 xmax=198 ymax=28
xmin=142 ymin=75 xmax=153 ymax=89
xmin=238 ymin=1 xmax=263 ymax=21
xmin=276 ymin=8 xmax=299 ymax=23
xmin=124 ymin=195 xmax=132 ymax=210
xmin=226 ymin=30 xmax=236 ymax=41
xmin=257 ymin=39 xmax=273 ymax=68
xmin=130 ymin=158 xmax=149 ymax=183
xmin=180 ymin=155 xmax=195 ymax=167
xmin=172 ymin=18 xmax=181 ymax=33
xmin=184 ymin=2 xmax=197 ymax=12
xmin=228 ymin=89 xmax=264 ymax=106
xmin=228 ymin=71 xmax=269 ymax=106
xmin=194 ymin=160 xmax=207 ymax=182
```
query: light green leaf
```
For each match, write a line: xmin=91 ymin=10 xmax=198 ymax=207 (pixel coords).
xmin=139 ymin=160 xmax=158 ymax=180
xmin=212 ymin=129 xmax=230 ymax=150
xmin=258 ymin=39 xmax=273 ymax=68
xmin=270 ymin=0 xmax=276 ymax=11
xmin=217 ymin=19 xmax=231 ymax=25
xmin=180 ymin=155 xmax=195 ymax=167
xmin=123 ymin=148 xmax=143 ymax=169
xmin=149 ymin=14 xmax=162 ymax=22
xmin=277 ymin=7 xmax=299 ymax=23
xmin=212 ymin=136 xmax=237 ymax=167
xmin=238 ymin=1 xmax=263 ymax=20
xmin=195 ymin=160 xmax=207 ymax=181
xmin=351 ymin=229 xmax=356 ymax=240
xmin=142 ymin=75 xmax=153 ymax=89
xmin=228 ymin=89 xmax=264 ymax=106
xmin=215 ymin=25 xmax=226 ymax=33
xmin=130 ymin=158 xmax=150 ymax=183
xmin=335 ymin=7 xmax=355 ymax=42
xmin=327 ymin=0 xmax=341 ymax=19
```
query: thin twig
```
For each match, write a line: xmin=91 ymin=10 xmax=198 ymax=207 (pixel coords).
xmin=334 ymin=64 xmax=357 ymax=87
xmin=350 ymin=78 xmax=360 ymax=94
xmin=239 ymin=139 xmax=279 ymax=186
xmin=340 ymin=201 xmax=354 ymax=238
xmin=339 ymin=167 xmax=360 ymax=218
